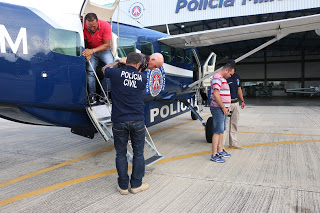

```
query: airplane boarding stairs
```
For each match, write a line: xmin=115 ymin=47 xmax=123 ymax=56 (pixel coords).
xmin=86 ymin=104 xmax=164 ymax=166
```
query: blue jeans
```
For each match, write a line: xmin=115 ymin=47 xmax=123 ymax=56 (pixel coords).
xmin=210 ymin=106 xmax=227 ymax=134
xmin=86 ymin=49 xmax=113 ymax=95
xmin=112 ymin=120 xmax=146 ymax=190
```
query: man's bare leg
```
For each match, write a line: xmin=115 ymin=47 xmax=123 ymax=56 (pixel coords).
xmin=212 ymin=133 xmax=221 ymax=156
xmin=217 ymin=134 xmax=224 ymax=153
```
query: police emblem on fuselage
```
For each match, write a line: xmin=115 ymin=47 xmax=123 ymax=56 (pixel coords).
xmin=146 ymin=67 xmax=165 ymax=97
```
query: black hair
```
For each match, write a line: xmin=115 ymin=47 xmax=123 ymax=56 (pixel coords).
xmin=223 ymin=59 xmax=236 ymax=72
xmin=84 ymin=13 xmax=98 ymax=22
xmin=126 ymin=52 xmax=143 ymax=65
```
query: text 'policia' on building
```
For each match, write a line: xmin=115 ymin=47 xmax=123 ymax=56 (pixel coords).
xmin=175 ymin=0 xmax=275 ymax=13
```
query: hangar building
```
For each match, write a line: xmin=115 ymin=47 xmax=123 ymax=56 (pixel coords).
xmin=113 ymin=0 xmax=320 ymax=97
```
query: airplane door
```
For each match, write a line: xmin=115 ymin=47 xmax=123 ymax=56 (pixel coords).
xmin=202 ymin=52 xmax=217 ymax=87
xmin=80 ymin=0 xmax=120 ymax=22
xmin=80 ymin=0 xmax=121 ymax=59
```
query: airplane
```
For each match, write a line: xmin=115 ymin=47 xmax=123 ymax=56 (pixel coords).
xmin=1 ymin=0 xmax=320 ymax=164
xmin=285 ymin=86 xmax=320 ymax=97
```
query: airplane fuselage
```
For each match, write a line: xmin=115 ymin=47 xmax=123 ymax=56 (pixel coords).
xmin=0 ymin=2 xmax=196 ymax=131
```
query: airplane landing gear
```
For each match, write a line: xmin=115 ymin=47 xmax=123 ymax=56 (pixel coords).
xmin=191 ymin=106 xmax=198 ymax=120
xmin=205 ymin=116 xmax=213 ymax=143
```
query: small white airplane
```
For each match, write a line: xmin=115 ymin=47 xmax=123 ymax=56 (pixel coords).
xmin=285 ymin=85 xmax=320 ymax=97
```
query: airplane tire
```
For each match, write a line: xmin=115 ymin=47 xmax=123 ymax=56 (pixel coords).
xmin=205 ymin=116 xmax=213 ymax=143
xmin=191 ymin=106 xmax=198 ymax=120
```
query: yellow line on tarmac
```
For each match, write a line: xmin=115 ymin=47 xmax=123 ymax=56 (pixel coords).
xmin=240 ymin=140 xmax=320 ymax=148
xmin=0 ymin=168 xmax=117 ymax=207
xmin=154 ymin=150 xmax=211 ymax=164
xmin=172 ymin=128 xmax=320 ymax=137
xmin=238 ymin=131 xmax=320 ymax=137
xmin=172 ymin=128 xmax=205 ymax=131
xmin=154 ymin=140 xmax=320 ymax=164
xmin=1 ymin=140 xmax=320 ymax=207
xmin=0 ymin=114 xmax=208 ymax=190
xmin=0 ymin=146 xmax=114 ymax=189
xmin=149 ymin=114 xmax=211 ymax=136
xmin=150 ymin=120 xmax=195 ymax=136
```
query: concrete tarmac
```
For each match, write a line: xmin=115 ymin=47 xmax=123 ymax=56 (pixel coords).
xmin=0 ymin=97 xmax=320 ymax=212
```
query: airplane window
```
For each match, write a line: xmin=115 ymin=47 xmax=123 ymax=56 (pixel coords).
xmin=49 ymin=29 xmax=81 ymax=57
xmin=175 ymin=48 xmax=184 ymax=63
xmin=118 ymin=38 xmax=136 ymax=57
xmin=186 ymin=50 xmax=192 ymax=64
xmin=140 ymin=41 xmax=154 ymax=56
xmin=161 ymin=44 xmax=172 ymax=62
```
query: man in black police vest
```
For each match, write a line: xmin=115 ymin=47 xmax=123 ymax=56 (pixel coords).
xmin=104 ymin=52 xmax=148 ymax=195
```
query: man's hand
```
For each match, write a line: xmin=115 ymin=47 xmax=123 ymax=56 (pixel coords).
xmin=120 ymin=57 xmax=127 ymax=64
xmin=241 ymin=102 xmax=245 ymax=109
xmin=101 ymin=64 xmax=112 ymax=74
xmin=222 ymin=107 xmax=228 ymax=115
xmin=82 ymin=48 xmax=94 ymax=61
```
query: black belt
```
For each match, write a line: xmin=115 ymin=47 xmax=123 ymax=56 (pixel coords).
xmin=231 ymin=99 xmax=239 ymax=103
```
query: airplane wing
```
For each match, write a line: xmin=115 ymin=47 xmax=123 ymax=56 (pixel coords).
xmin=159 ymin=14 xmax=320 ymax=89
xmin=158 ymin=14 xmax=320 ymax=49
xmin=286 ymin=91 xmax=319 ymax=94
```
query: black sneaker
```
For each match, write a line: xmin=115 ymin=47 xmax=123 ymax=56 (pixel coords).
xmin=88 ymin=95 xmax=97 ymax=105
xmin=99 ymin=96 xmax=108 ymax=104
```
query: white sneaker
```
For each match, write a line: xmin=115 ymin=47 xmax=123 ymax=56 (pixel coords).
xmin=117 ymin=186 xmax=129 ymax=195
xmin=129 ymin=183 xmax=149 ymax=194
xmin=230 ymin=145 xmax=243 ymax=150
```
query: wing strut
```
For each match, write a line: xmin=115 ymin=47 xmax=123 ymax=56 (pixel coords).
xmin=188 ymin=34 xmax=288 ymax=89
xmin=177 ymin=97 xmax=206 ymax=127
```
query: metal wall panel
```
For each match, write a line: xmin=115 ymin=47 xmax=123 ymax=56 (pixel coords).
xmin=267 ymin=63 xmax=301 ymax=78
xmin=237 ymin=64 xmax=265 ymax=79
xmin=113 ymin=0 xmax=320 ymax=27
xmin=305 ymin=81 xmax=320 ymax=87
xmin=305 ymin=62 xmax=320 ymax=78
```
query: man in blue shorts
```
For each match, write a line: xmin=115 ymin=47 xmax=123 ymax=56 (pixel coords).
xmin=210 ymin=61 xmax=235 ymax=163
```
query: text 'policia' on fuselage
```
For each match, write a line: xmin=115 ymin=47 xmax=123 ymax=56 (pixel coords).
xmin=175 ymin=0 xmax=275 ymax=13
